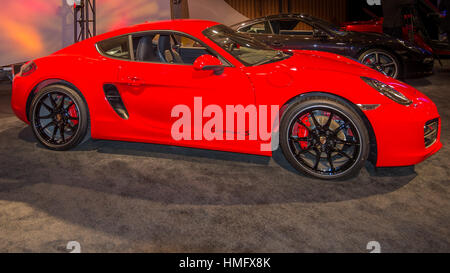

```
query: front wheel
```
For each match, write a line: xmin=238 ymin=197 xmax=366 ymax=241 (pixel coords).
xmin=280 ymin=96 xmax=370 ymax=180
xmin=30 ymin=85 xmax=89 ymax=150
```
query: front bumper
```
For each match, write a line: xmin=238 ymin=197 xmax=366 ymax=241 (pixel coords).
xmin=402 ymin=54 xmax=434 ymax=77
xmin=364 ymin=94 xmax=442 ymax=167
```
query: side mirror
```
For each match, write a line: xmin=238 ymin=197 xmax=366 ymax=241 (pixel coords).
xmin=194 ymin=54 xmax=225 ymax=75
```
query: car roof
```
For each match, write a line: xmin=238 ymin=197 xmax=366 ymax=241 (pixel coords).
xmin=230 ymin=13 xmax=315 ymax=28
xmin=91 ymin=19 xmax=220 ymax=43
xmin=266 ymin=13 xmax=313 ymax=20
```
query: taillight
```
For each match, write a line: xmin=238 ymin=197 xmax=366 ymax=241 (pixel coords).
xmin=19 ymin=61 xmax=37 ymax=77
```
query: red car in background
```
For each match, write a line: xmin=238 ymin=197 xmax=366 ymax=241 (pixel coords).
xmin=342 ymin=17 xmax=450 ymax=56
xmin=11 ymin=20 xmax=442 ymax=180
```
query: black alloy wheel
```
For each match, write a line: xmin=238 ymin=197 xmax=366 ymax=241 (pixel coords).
xmin=359 ymin=49 xmax=400 ymax=79
xmin=30 ymin=85 xmax=89 ymax=150
xmin=280 ymin=96 xmax=370 ymax=180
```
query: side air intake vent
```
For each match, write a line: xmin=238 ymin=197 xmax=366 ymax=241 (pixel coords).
xmin=103 ymin=84 xmax=129 ymax=120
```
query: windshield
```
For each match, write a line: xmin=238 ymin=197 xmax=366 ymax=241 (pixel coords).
xmin=203 ymin=24 xmax=291 ymax=66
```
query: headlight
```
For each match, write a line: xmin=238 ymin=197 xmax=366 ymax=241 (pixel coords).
xmin=423 ymin=57 xmax=434 ymax=63
xmin=361 ymin=77 xmax=412 ymax=106
xmin=397 ymin=39 xmax=425 ymax=54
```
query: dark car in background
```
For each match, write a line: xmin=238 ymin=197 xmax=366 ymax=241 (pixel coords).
xmin=231 ymin=14 xmax=435 ymax=79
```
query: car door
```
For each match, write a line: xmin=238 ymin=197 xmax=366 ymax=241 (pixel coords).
xmin=268 ymin=18 xmax=347 ymax=56
xmin=113 ymin=31 xmax=257 ymax=151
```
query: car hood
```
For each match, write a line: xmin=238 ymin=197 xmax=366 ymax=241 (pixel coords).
xmin=284 ymin=50 xmax=378 ymax=77
xmin=247 ymin=50 xmax=421 ymax=100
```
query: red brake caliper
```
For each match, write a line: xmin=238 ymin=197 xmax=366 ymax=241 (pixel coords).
xmin=297 ymin=116 xmax=311 ymax=149
xmin=68 ymin=104 xmax=78 ymax=126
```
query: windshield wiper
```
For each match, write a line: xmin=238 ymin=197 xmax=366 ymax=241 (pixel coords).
xmin=254 ymin=51 xmax=289 ymax=66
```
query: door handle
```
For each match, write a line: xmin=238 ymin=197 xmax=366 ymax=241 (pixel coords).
xmin=271 ymin=41 xmax=283 ymax=47
xmin=127 ymin=76 xmax=141 ymax=86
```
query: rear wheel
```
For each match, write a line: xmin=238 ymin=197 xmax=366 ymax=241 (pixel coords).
xmin=30 ymin=85 xmax=89 ymax=150
xmin=358 ymin=49 xmax=400 ymax=78
xmin=280 ymin=96 xmax=370 ymax=180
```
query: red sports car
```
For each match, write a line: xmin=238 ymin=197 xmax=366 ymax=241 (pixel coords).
xmin=11 ymin=20 xmax=441 ymax=180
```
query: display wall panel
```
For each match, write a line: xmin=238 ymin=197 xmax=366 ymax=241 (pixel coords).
xmin=225 ymin=0 xmax=347 ymax=25
xmin=289 ymin=0 xmax=347 ymax=25
xmin=187 ymin=0 xmax=248 ymax=25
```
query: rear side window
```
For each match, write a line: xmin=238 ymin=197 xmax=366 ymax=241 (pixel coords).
xmin=270 ymin=19 xmax=314 ymax=36
xmin=97 ymin=36 xmax=130 ymax=59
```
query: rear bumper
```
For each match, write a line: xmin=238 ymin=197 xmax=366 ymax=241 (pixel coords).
xmin=11 ymin=75 xmax=34 ymax=124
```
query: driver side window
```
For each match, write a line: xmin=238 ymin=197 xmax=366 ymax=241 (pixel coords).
xmin=270 ymin=19 xmax=315 ymax=36
xmin=171 ymin=34 xmax=216 ymax=64
xmin=132 ymin=32 xmax=219 ymax=65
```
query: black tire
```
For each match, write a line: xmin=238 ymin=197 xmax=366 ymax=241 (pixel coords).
xmin=280 ymin=95 xmax=370 ymax=180
xmin=30 ymin=84 xmax=89 ymax=150
xmin=358 ymin=48 xmax=401 ymax=79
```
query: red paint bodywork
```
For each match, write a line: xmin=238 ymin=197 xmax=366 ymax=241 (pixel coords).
xmin=11 ymin=20 xmax=442 ymax=167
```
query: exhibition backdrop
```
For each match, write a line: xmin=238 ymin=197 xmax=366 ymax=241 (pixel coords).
xmin=225 ymin=0 xmax=347 ymax=24
xmin=0 ymin=0 xmax=352 ymax=66
xmin=0 ymin=0 xmax=170 ymax=66
xmin=188 ymin=0 xmax=248 ymax=26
